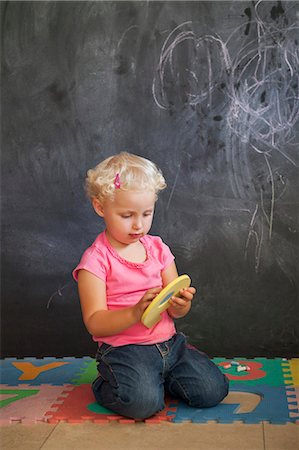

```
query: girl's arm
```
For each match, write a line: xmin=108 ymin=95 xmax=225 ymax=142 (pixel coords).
xmin=77 ymin=269 xmax=161 ymax=336
xmin=161 ymin=262 xmax=196 ymax=319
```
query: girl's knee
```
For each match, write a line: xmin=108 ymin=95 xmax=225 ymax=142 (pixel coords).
xmin=191 ymin=374 xmax=229 ymax=408
xmin=121 ymin=384 xmax=165 ymax=418
xmin=93 ymin=379 xmax=164 ymax=419
xmin=117 ymin=389 xmax=164 ymax=419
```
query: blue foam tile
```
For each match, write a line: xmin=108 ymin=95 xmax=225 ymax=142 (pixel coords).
xmin=0 ymin=357 xmax=94 ymax=386
xmin=168 ymin=385 xmax=295 ymax=424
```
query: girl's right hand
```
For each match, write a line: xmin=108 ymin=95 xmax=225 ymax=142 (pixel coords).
xmin=132 ymin=287 xmax=162 ymax=322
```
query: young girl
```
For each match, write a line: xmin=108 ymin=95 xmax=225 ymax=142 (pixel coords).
xmin=73 ymin=152 xmax=228 ymax=419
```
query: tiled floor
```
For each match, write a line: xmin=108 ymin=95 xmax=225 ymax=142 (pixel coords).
xmin=1 ymin=422 xmax=298 ymax=450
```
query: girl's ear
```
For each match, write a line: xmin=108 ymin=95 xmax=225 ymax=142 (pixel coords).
xmin=92 ymin=198 xmax=105 ymax=217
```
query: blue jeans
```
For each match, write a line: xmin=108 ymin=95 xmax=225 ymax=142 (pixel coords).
xmin=92 ymin=333 xmax=229 ymax=419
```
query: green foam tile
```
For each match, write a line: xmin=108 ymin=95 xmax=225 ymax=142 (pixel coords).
xmin=71 ymin=359 xmax=97 ymax=385
xmin=212 ymin=357 xmax=286 ymax=386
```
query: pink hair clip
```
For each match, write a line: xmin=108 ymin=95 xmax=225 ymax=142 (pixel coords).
xmin=114 ymin=173 xmax=121 ymax=189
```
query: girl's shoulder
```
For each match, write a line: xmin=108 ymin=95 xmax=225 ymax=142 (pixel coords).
xmin=142 ymin=234 xmax=170 ymax=252
xmin=72 ymin=231 xmax=109 ymax=282
xmin=142 ymin=233 xmax=163 ymax=245
xmin=142 ymin=234 xmax=174 ymax=268
xmin=81 ymin=232 xmax=107 ymax=256
xmin=92 ymin=231 xmax=108 ymax=251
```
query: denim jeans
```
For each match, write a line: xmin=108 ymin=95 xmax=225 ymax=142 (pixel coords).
xmin=92 ymin=332 xmax=229 ymax=419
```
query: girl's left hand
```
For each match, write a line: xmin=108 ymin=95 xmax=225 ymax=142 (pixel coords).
xmin=168 ymin=286 xmax=196 ymax=318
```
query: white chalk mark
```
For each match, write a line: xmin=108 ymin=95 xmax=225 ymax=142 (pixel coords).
xmin=264 ymin=154 xmax=275 ymax=240
xmin=117 ymin=25 xmax=138 ymax=49
xmin=260 ymin=188 xmax=270 ymax=228
xmin=276 ymin=172 xmax=288 ymax=200
xmin=186 ymin=69 xmax=198 ymax=83
xmin=250 ymin=203 xmax=259 ymax=228
xmin=47 ymin=284 xmax=69 ymax=309
xmin=245 ymin=204 xmax=258 ymax=260
xmin=166 ymin=161 xmax=181 ymax=210
xmin=255 ymin=216 xmax=264 ymax=272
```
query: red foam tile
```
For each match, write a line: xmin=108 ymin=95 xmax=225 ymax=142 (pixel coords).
xmin=44 ymin=384 xmax=177 ymax=424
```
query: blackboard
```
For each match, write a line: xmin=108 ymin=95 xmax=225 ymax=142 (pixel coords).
xmin=1 ymin=1 xmax=298 ymax=358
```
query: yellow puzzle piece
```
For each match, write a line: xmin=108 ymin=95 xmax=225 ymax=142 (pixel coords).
xmin=141 ymin=274 xmax=191 ymax=328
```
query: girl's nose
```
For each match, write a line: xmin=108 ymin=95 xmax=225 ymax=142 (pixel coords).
xmin=133 ymin=218 xmax=142 ymax=230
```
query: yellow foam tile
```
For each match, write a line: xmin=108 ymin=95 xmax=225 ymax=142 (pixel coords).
xmin=289 ymin=359 xmax=299 ymax=386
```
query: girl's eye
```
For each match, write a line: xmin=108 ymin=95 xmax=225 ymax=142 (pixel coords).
xmin=121 ymin=216 xmax=131 ymax=219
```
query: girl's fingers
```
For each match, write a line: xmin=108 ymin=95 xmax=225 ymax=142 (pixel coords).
xmin=170 ymin=297 xmax=189 ymax=307
xmin=150 ymin=287 xmax=163 ymax=294
xmin=145 ymin=290 xmax=161 ymax=302
xmin=179 ymin=289 xmax=194 ymax=300
xmin=183 ymin=287 xmax=196 ymax=295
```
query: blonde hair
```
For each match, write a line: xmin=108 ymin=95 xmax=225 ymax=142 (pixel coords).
xmin=86 ymin=152 xmax=167 ymax=203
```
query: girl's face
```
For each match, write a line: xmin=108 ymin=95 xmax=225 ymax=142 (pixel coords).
xmin=93 ymin=189 xmax=156 ymax=247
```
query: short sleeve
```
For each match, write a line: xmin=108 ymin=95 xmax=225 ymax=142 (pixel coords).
xmin=72 ymin=247 xmax=107 ymax=282
xmin=160 ymin=240 xmax=175 ymax=269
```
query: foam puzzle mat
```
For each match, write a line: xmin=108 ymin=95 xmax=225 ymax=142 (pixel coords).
xmin=0 ymin=357 xmax=298 ymax=425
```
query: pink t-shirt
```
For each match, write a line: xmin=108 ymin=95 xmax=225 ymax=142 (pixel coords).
xmin=73 ymin=231 xmax=176 ymax=346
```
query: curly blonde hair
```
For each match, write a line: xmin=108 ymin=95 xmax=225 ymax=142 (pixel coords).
xmin=86 ymin=152 xmax=167 ymax=203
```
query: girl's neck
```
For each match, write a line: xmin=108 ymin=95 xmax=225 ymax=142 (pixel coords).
xmin=105 ymin=230 xmax=147 ymax=263
xmin=105 ymin=230 xmax=129 ymax=250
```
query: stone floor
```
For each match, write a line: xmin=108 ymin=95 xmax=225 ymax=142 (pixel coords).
xmin=1 ymin=421 xmax=299 ymax=450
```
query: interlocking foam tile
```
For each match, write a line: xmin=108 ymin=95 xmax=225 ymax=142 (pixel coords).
xmin=281 ymin=359 xmax=294 ymax=387
xmin=290 ymin=359 xmax=299 ymax=386
xmin=168 ymin=385 xmax=297 ymax=424
xmin=282 ymin=359 xmax=299 ymax=387
xmin=282 ymin=359 xmax=299 ymax=421
xmin=285 ymin=386 xmax=299 ymax=421
xmin=71 ymin=360 xmax=97 ymax=385
xmin=213 ymin=357 xmax=286 ymax=386
xmin=1 ymin=357 xmax=298 ymax=425
xmin=0 ymin=357 xmax=93 ymax=386
xmin=45 ymin=384 xmax=177 ymax=424
xmin=0 ymin=384 xmax=73 ymax=424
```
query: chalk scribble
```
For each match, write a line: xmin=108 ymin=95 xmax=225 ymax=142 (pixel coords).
xmin=152 ymin=0 xmax=299 ymax=271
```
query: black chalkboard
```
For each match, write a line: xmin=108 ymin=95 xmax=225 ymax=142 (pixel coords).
xmin=1 ymin=1 xmax=298 ymax=358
